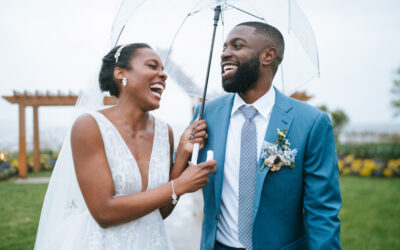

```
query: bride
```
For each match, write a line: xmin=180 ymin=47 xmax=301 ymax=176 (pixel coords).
xmin=34 ymin=43 xmax=216 ymax=250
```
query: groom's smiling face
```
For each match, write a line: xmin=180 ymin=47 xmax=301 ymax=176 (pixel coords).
xmin=221 ymin=25 xmax=266 ymax=93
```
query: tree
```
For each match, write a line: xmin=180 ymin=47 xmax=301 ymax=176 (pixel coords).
xmin=317 ymin=105 xmax=349 ymax=145
xmin=391 ymin=68 xmax=400 ymax=117
xmin=331 ymin=109 xmax=349 ymax=141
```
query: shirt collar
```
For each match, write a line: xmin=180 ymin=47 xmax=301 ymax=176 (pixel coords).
xmin=231 ymin=87 xmax=276 ymax=120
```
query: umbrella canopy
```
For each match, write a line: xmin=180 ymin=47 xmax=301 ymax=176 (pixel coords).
xmin=111 ymin=0 xmax=320 ymax=97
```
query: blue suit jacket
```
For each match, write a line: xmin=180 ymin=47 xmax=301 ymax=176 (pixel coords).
xmin=193 ymin=88 xmax=341 ymax=250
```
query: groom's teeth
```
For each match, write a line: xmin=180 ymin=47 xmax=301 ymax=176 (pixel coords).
xmin=223 ymin=64 xmax=237 ymax=73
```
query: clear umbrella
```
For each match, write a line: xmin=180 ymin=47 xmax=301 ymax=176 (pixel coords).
xmin=111 ymin=0 xmax=320 ymax=162
xmin=112 ymin=0 xmax=319 ymax=97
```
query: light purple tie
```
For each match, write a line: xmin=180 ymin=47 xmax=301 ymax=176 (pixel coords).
xmin=238 ymin=105 xmax=258 ymax=250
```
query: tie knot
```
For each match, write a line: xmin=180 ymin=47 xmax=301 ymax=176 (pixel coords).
xmin=239 ymin=105 xmax=257 ymax=120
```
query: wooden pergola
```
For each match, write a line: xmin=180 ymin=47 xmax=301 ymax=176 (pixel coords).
xmin=2 ymin=91 xmax=116 ymax=178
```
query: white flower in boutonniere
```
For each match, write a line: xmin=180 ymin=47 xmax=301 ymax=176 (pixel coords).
xmin=260 ymin=129 xmax=297 ymax=172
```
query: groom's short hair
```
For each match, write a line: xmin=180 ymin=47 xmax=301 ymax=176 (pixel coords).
xmin=236 ymin=21 xmax=285 ymax=66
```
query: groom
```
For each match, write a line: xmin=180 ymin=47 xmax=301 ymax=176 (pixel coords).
xmin=192 ymin=22 xmax=341 ymax=250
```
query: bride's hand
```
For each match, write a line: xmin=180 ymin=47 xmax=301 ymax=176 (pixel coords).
xmin=174 ymin=160 xmax=217 ymax=195
xmin=178 ymin=118 xmax=208 ymax=155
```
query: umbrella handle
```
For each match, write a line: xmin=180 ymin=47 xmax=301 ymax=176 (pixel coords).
xmin=191 ymin=143 xmax=200 ymax=164
xmin=191 ymin=144 xmax=213 ymax=165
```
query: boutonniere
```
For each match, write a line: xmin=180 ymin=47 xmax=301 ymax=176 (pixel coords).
xmin=260 ymin=128 xmax=297 ymax=172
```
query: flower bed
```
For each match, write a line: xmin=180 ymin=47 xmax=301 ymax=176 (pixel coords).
xmin=337 ymin=142 xmax=400 ymax=177
xmin=338 ymin=155 xmax=400 ymax=177
xmin=0 ymin=150 xmax=58 ymax=180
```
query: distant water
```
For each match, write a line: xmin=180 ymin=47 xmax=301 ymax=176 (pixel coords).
xmin=0 ymin=121 xmax=187 ymax=152
xmin=342 ymin=122 xmax=400 ymax=134
xmin=2 ymin=119 xmax=399 ymax=152
xmin=340 ymin=122 xmax=400 ymax=143
xmin=0 ymin=122 xmax=68 ymax=151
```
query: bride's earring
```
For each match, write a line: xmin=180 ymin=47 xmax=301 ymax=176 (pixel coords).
xmin=122 ymin=77 xmax=127 ymax=86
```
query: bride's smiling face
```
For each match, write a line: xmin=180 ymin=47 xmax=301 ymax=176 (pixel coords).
xmin=118 ymin=48 xmax=167 ymax=111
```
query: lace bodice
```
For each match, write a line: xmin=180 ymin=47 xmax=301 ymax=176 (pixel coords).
xmin=82 ymin=111 xmax=172 ymax=250
xmin=92 ymin=111 xmax=170 ymax=196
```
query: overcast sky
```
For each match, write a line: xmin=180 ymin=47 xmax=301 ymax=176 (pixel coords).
xmin=298 ymin=0 xmax=400 ymax=125
xmin=1 ymin=0 xmax=400 ymax=149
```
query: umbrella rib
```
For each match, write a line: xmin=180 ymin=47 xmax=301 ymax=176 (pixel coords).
xmin=164 ymin=5 xmax=206 ymax=65
xmin=226 ymin=3 xmax=265 ymax=21
xmin=164 ymin=13 xmax=191 ymax=66
xmin=114 ymin=25 xmax=125 ymax=47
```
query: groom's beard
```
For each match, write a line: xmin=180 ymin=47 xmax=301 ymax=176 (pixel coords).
xmin=222 ymin=56 xmax=260 ymax=93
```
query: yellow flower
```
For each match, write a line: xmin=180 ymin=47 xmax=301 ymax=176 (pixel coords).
xmin=10 ymin=159 xmax=18 ymax=168
xmin=387 ymin=159 xmax=400 ymax=171
xmin=338 ymin=160 xmax=344 ymax=171
xmin=383 ymin=168 xmax=394 ymax=177
xmin=342 ymin=168 xmax=351 ymax=176
xmin=360 ymin=167 xmax=372 ymax=176
xmin=344 ymin=155 xmax=354 ymax=164
xmin=363 ymin=159 xmax=375 ymax=170
xmin=27 ymin=155 xmax=34 ymax=166
xmin=350 ymin=159 xmax=362 ymax=172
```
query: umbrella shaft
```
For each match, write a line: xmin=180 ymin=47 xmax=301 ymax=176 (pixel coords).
xmin=199 ymin=5 xmax=222 ymax=120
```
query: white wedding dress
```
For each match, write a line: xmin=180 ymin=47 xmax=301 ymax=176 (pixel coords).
xmin=35 ymin=111 xmax=172 ymax=250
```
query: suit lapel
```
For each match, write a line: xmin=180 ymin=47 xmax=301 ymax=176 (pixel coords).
xmin=213 ymin=94 xmax=235 ymax=213
xmin=253 ymin=89 xmax=294 ymax=222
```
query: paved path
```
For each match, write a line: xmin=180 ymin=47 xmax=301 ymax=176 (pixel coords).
xmin=165 ymin=190 xmax=204 ymax=250
xmin=15 ymin=177 xmax=50 ymax=184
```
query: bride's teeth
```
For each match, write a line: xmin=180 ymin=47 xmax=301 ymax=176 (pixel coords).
xmin=150 ymin=83 xmax=164 ymax=98
xmin=150 ymin=83 xmax=165 ymax=90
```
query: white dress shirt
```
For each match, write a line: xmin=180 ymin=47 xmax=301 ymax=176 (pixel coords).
xmin=216 ymin=87 xmax=276 ymax=247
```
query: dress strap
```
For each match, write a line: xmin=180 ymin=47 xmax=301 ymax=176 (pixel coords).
xmin=152 ymin=117 xmax=170 ymax=160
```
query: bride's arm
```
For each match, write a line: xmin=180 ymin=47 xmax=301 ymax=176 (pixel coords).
xmin=159 ymin=121 xmax=207 ymax=219
xmin=71 ymin=115 xmax=215 ymax=229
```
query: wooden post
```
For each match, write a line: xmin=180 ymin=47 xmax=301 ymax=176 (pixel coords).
xmin=33 ymin=105 xmax=40 ymax=172
xmin=18 ymin=104 xmax=27 ymax=178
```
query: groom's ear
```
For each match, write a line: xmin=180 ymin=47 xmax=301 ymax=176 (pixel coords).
xmin=260 ymin=47 xmax=278 ymax=66
xmin=114 ymin=67 xmax=125 ymax=81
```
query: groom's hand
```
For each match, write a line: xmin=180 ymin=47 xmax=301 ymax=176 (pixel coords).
xmin=178 ymin=118 xmax=208 ymax=156
xmin=174 ymin=160 xmax=216 ymax=195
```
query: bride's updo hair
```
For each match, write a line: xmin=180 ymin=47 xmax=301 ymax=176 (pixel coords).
xmin=99 ymin=43 xmax=151 ymax=97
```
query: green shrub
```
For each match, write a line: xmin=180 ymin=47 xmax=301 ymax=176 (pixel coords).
xmin=338 ymin=142 xmax=400 ymax=160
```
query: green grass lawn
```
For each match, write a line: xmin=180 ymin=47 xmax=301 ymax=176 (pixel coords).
xmin=339 ymin=176 xmax=400 ymax=249
xmin=0 ymin=178 xmax=48 ymax=249
xmin=0 ymin=174 xmax=399 ymax=249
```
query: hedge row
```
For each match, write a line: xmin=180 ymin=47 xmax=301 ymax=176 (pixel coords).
xmin=337 ymin=142 xmax=400 ymax=160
